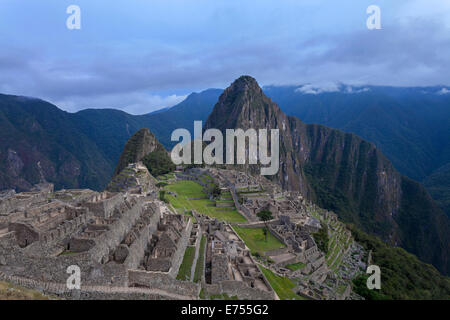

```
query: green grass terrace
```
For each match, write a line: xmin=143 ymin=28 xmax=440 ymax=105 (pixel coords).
xmin=163 ymin=180 xmax=247 ymax=223
xmin=232 ymin=226 xmax=285 ymax=254
xmin=260 ymin=267 xmax=306 ymax=300
xmin=177 ymin=246 xmax=196 ymax=281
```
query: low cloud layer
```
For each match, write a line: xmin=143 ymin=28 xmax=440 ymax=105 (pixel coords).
xmin=0 ymin=0 xmax=449 ymax=114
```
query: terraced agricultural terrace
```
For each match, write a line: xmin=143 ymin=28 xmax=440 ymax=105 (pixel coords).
xmin=162 ymin=179 xmax=247 ymax=223
xmin=233 ymin=226 xmax=285 ymax=255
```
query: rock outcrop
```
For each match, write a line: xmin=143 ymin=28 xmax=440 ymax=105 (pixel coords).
xmin=113 ymin=128 xmax=167 ymax=176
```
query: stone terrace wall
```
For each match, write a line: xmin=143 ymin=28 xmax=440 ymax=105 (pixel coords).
xmin=1 ymin=248 xmax=128 ymax=285
xmin=124 ymin=206 xmax=161 ymax=269
xmin=0 ymin=270 xmax=193 ymax=300
xmin=85 ymin=193 xmax=125 ymax=218
xmin=175 ymin=174 xmax=210 ymax=189
xmin=0 ymin=192 xmax=47 ymax=215
xmin=0 ymin=231 xmax=17 ymax=257
xmin=204 ymin=280 xmax=275 ymax=300
xmin=168 ymin=218 xmax=192 ymax=278
xmin=229 ymin=186 xmax=255 ymax=222
xmin=40 ymin=209 xmax=91 ymax=246
xmin=235 ymin=220 xmax=278 ymax=228
xmin=128 ymin=269 xmax=200 ymax=298
xmin=89 ymin=199 xmax=143 ymax=264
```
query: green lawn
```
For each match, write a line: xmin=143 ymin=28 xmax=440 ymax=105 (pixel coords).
xmin=184 ymin=210 xmax=197 ymax=223
xmin=260 ymin=267 xmax=306 ymax=300
xmin=177 ymin=246 xmax=196 ymax=281
xmin=165 ymin=180 xmax=205 ymax=197
xmin=194 ymin=236 xmax=206 ymax=283
xmin=164 ymin=181 xmax=247 ymax=223
xmin=233 ymin=226 xmax=285 ymax=253
xmin=285 ymin=262 xmax=306 ymax=271
xmin=216 ymin=200 xmax=234 ymax=203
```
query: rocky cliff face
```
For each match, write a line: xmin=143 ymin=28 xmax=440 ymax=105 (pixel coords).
xmin=205 ymin=76 xmax=450 ymax=275
xmin=113 ymin=128 xmax=165 ymax=176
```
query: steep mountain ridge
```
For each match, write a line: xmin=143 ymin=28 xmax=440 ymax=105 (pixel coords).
xmin=264 ymin=85 xmax=450 ymax=217
xmin=0 ymin=89 xmax=221 ymax=192
xmin=112 ymin=128 xmax=166 ymax=176
xmin=204 ymin=76 xmax=450 ymax=275
xmin=0 ymin=94 xmax=113 ymax=191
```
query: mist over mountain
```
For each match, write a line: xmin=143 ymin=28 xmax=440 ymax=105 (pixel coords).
xmin=263 ymin=85 xmax=450 ymax=218
xmin=264 ymin=85 xmax=450 ymax=180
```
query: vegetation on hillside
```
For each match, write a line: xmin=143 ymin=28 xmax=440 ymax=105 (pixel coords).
xmin=142 ymin=149 xmax=175 ymax=177
xmin=348 ymin=224 xmax=450 ymax=300
xmin=312 ymin=224 xmax=329 ymax=254
xmin=424 ymin=163 xmax=450 ymax=218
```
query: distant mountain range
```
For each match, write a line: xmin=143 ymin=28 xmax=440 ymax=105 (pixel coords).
xmin=0 ymin=89 xmax=221 ymax=192
xmin=1 ymin=79 xmax=449 ymax=275
xmin=1 ymin=84 xmax=449 ymax=219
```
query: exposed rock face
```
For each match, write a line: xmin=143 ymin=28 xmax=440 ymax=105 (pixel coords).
xmin=113 ymin=128 xmax=165 ymax=176
xmin=6 ymin=149 xmax=24 ymax=177
xmin=205 ymin=75 xmax=450 ymax=275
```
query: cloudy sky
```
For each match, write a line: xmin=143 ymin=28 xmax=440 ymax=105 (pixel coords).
xmin=0 ymin=0 xmax=449 ymax=114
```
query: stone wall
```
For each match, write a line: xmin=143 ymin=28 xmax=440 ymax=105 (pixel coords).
xmin=229 ymin=185 xmax=255 ymax=222
xmin=167 ymin=218 xmax=192 ymax=278
xmin=235 ymin=220 xmax=278 ymax=228
xmin=268 ymin=226 xmax=291 ymax=248
xmin=0 ymin=231 xmax=17 ymax=257
xmin=0 ymin=192 xmax=47 ymax=215
xmin=124 ymin=206 xmax=161 ymax=269
xmin=215 ymin=202 xmax=235 ymax=208
xmin=211 ymin=254 xmax=230 ymax=283
xmin=0 ymin=249 xmax=128 ymax=285
xmin=204 ymin=280 xmax=275 ymax=300
xmin=189 ymin=226 xmax=202 ymax=281
xmin=40 ymin=210 xmax=91 ymax=246
xmin=85 ymin=193 xmax=125 ymax=218
xmin=128 ymin=269 xmax=200 ymax=298
xmin=89 ymin=199 xmax=143 ymax=264
xmin=0 ymin=270 xmax=194 ymax=300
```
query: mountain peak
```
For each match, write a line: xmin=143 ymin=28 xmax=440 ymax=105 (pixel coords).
xmin=113 ymin=128 xmax=164 ymax=176
xmin=230 ymin=75 xmax=260 ymax=90
xmin=205 ymin=75 xmax=280 ymax=131
xmin=224 ymin=75 xmax=264 ymax=99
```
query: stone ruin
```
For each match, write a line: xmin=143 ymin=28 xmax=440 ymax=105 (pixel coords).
xmin=198 ymin=215 xmax=275 ymax=300
xmin=0 ymin=166 xmax=200 ymax=300
xmin=268 ymin=216 xmax=328 ymax=283
xmin=107 ymin=162 xmax=156 ymax=195
xmin=144 ymin=214 xmax=189 ymax=274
